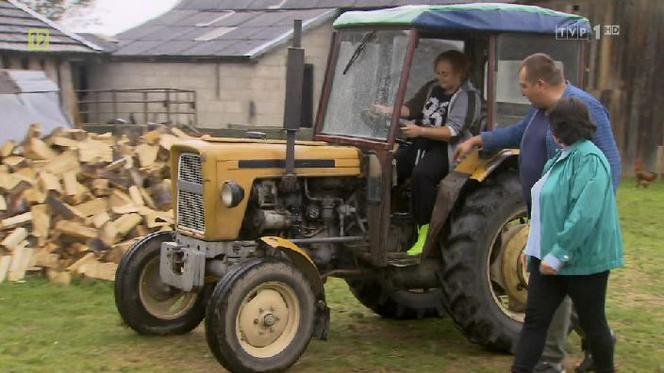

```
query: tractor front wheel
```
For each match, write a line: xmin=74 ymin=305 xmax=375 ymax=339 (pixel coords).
xmin=205 ymin=257 xmax=316 ymax=372
xmin=114 ymin=231 xmax=207 ymax=335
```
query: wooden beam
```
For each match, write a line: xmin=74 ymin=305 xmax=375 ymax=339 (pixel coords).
xmin=54 ymin=220 xmax=97 ymax=241
xmin=0 ymin=212 xmax=33 ymax=230
xmin=1 ymin=227 xmax=28 ymax=250
xmin=8 ymin=245 xmax=33 ymax=281
xmin=0 ymin=255 xmax=12 ymax=283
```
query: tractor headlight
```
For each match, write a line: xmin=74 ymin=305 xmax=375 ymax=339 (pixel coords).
xmin=221 ymin=181 xmax=244 ymax=208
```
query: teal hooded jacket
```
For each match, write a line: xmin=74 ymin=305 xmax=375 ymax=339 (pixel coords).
xmin=537 ymin=140 xmax=624 ymax=275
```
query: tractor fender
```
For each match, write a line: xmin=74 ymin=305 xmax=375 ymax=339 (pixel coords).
xmin=257 ymin=236 xmax=330 ymax=340
xmin=422 ymin=149 xmax=519 ymax=257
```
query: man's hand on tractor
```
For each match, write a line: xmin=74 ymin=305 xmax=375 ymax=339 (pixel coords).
xmin=455 ymin=135 xmax=483 ymax=162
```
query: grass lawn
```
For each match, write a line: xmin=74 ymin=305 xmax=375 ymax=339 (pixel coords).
xmin=1 ymin=179 xmax=663 ymax=372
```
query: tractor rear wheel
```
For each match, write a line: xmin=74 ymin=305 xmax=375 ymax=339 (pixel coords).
xmin=346 ymin=278 xmax=445 ymax=319
xmin=440 ymin=170 xmax=528 ymax=352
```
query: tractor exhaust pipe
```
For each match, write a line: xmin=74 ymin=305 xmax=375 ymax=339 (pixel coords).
xmin=281 ymin=19 xmax=304 ymax=191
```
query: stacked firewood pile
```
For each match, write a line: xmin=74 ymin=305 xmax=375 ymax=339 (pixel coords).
xmin=0 ymin=124 xmax=195 ymax=284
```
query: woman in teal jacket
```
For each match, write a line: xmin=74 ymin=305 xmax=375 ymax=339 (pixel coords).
xmin=512 ymin=98 xmax=624 ymax=373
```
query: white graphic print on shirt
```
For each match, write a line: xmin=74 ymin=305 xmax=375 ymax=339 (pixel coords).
xmin=421 ymin=94 xmax=450 ymax=127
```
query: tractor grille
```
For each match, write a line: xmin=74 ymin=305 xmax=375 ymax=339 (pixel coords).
xmin=177 ymin=153 xmax=205 ymax=233
xmin=178 ymin=153 xmax=203 ymax=184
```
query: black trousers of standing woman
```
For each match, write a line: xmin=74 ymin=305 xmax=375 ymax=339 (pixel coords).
xmin=512 ymin=258 xmax=615 ymax=373
xmin=395 ymin=138 xmax=449 ymax=226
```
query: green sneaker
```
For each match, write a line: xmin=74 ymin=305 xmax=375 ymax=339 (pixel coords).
xmin=407 ymin=224 xmax=429 ymax=256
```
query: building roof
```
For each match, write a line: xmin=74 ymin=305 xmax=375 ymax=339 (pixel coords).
xmin=106 ymin=0 xmax=512 ymax=60
xmin=334 ymin=3 xmax=590 ymax=34
xmin=0 ymin=0 xmax=102 ymax=53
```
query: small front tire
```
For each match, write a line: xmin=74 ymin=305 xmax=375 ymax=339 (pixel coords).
xmin=205 ymin=257 xmax=316 ymax=372
xmin=114 ymin=231 xmax=207 ymax=335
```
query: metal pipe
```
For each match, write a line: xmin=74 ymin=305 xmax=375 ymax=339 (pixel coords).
xmin=289 ymin=236 xmax=365 ymax=244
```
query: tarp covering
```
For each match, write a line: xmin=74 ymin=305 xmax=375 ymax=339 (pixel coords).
xmin=334 ymin=3 xmax=591 ymax=34
xmin=0 ymin=70 xmax=71 ymax=143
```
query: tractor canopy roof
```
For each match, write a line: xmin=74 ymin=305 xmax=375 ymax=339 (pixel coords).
xmin=333 ymin=3 xmax=590 ymax=35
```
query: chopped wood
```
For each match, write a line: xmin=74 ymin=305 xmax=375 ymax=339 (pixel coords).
xmin=0 ymin=255 xmax=12 ymax=283
xmin=128 ymin=185 xmax=145 ymax=206
xmin=14 ymin=167 xmax=37 ymax=184
xmin=1 ymin=227 xmax=28 ymax=250
xmin=54 ymin=220 xmax=97 ymax=241
xmin=0 ymin=140 xmax=15 ymax=157
xmin=91 ymin=178 xmax=111 ymax=197
xmin=0 ymin=125 xmax=191 ymax=282
xmin=109 ymin=189 xmax=134 ymax=208
xmin=3 ymin=155 xmax=25 ymax=168
xmin=151 ymin=180 xmax=173 ymax=210
xmin=30 ymin=204 xmax=50 ymax=245
xmin=136 ymin=188 xmax=154 ymax=209
xmin=44 ymin=151 xmax=80 ymax=175
xmin=78 ymin=139 xmax=113 ymax=163
xmin=135 ymin=143 xmax=159 ymax=167
xmin=77 ymin=260 xmax=117 ymax=281
xmin=73 ymin=198 xmax=108 ymax=217
xmin=104 ymin=239 xmax=137 ymax=264
xmin=62 ymin=170 xmax=79 ymax=196
xmin=0 ymin=172 xmax=21 ymax=191
xmin=111 ymin=204 xmax=140 ymax=214
xmin=25 ymin=137 xmax=57 ymax=160
xmin=104 ymin=156 xmax=129 ymax=171
xmin=91 ymin=212 xmax=111 ymax=229
xmin=46 ymin=194 xmax=81 ymax=219
xmin=0 ymin=212 xmax=33 ymax=230
xmin=46 ymin=269 xmax=71 ymax=285
xmin=66 ymin=252 xmax=96 ymax=272
xmin=8 ymin=245 xmax=33 ymax=281
xmin=38 ymin=171 xmax=62 ymax=193
xmin=32 ymin=248 xmax=59 ymax=269
xmin=51 ymin=136 xmax=80 ymax=148
xmin=99 ymin=221 xmax=119 ymax=246
xmin=113 ymin=213 xmax=142 ymax=238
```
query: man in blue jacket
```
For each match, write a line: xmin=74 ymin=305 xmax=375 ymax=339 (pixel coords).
xmin=455 ymin=53 xmax=621 ymax=373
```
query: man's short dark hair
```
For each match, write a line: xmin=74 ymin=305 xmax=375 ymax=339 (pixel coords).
xmin=548 ymin=97 xmax=597 ymax=146
xmin=434 ymin=50 xmax=470 ymax=80
xmin=520 ymin=53 xmax=564 ymax=85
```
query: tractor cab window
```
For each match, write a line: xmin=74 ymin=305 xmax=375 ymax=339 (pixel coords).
xmin=493 ymin=34 xmax=582 ymax=128
xmin=321 ymin=30 xmax=409 ymax=141
xmin=404 ymin=38 xmax=465 ymax=100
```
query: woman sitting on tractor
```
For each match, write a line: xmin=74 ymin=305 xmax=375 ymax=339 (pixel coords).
xmin=374 ymin=50 xmax=482 ymax=255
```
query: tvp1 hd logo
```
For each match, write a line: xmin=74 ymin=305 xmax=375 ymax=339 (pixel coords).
xmin=555 ymin=24 xmax=590 ymax=40
xmin=28 ymin=28 xmax=50 ymax=50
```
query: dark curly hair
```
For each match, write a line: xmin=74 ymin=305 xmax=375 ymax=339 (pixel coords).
xmin=548 ymin=97 xmax=597 ymax=146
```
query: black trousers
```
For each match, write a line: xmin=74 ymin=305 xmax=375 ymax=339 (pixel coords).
xmin=512 ymin=258 xmax=614 ymax=373
xmin=395 ymin=138 xmax=449 ymax=226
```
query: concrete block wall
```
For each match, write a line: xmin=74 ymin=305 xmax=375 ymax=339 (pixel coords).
xmin=85 ymin=22 xmax=333 ymax=129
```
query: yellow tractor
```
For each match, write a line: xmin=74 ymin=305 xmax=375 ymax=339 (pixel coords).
xmin=114 ymin=4 xmax=590 ymax=372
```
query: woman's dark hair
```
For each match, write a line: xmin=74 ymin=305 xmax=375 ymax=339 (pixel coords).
xmin=548 ymin=97 xmax=597 ymax=146
xmin=434 ymin=50 xmax=470 ymax=80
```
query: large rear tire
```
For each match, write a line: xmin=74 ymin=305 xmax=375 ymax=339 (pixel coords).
xmin=114 ymin=231 xmax=207 ymax=335
xmin=346 ymin=278 xmax=445 ymax=319
xmin=440 ymin=171 xmax=528 ymax=352
xmin=205 ymin=257 xmax=316 ymax=373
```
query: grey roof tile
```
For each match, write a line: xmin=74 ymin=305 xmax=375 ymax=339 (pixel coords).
xmin=0 ymin=0 xmax=100 ymax=53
